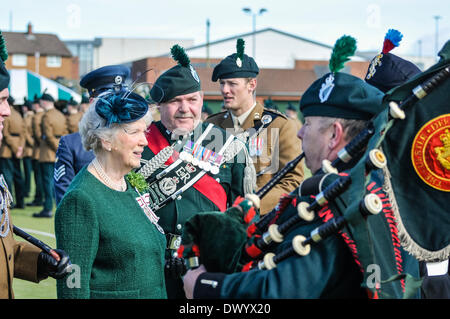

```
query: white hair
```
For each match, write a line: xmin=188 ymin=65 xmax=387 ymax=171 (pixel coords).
xmin=78 ymin=95 xmax=152 ymax=155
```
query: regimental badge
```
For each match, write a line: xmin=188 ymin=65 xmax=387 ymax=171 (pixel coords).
xmin=236 ymin=57 xmax=242 ymax=67
xmin=411 ymin=114 xmax=450 ymax=191
xmin=261 ymin=114 xmax=272 ymax=125
xmin=366 ymin=54 xmax=383 ymax=80
xmin=159 ymin=177 xmax=177 ymax=196
xmin=319 ymin=73 xmax=335 ymax=103
xmin=190 ymin=65 xmax=200 ymax=83
xmin=115 ymin=75 xmax=123 ymax=84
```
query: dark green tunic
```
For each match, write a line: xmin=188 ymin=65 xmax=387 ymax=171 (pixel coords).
xmin=193 ymin=171 xmax=420 ymax=299
xmin=142 ymin=121 xmax=247 ymax=298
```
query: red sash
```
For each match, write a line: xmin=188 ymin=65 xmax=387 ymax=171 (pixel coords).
xmin=145 ymin=123 xmax=228 ymax=211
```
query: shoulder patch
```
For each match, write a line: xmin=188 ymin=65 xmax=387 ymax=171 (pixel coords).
xmin=206 ymin=110 xmax=227 ymax=120
xmin=262 ymin=107 xmax=288 ymax=120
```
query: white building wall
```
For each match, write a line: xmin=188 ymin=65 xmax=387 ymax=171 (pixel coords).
xmin=93 ymin=38 xmax=195 ymax=69
xmin=186 ymin=30 xmax=366 ymax=69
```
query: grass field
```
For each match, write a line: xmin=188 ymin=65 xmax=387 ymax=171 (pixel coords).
xmin=10 ymin=200 xmax=58 ymax=299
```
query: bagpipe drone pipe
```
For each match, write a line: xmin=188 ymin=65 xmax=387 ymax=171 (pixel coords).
xmin=178 ymin=41 xmax=450 ymax=298
xmin=177 ymin=108 xmax=386 ymax=274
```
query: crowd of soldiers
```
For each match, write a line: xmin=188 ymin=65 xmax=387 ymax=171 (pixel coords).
xmin=1 ymin=26 xmax=448 ymax=300
xmin=0 ymin=93 xmax=90 ymax=216
xmin=0 ymin=88 xmax=304 ymax=218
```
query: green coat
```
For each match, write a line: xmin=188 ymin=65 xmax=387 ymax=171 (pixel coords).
xmin=55 ymin=166 xmax=167 ymax=299
xmin=193 ymin=171 xmax=420 ymax=299
xmin=141 ymin=121 xmax=248 ymax=298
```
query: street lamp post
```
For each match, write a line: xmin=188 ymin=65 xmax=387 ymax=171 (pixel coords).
xmin=242 ymin=7 xmax=268 ymax=58
xmin=434 ymin=15 xmax=442 ymax=61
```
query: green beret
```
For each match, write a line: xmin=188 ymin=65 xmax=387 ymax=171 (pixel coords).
xmin=300 ymin=35 xmax=385 ymax=121
xmin=0 ymin=31 xmax=10 ymax=91
xmin=150 ymin=45 xmax=201 ymax=103
xmin=300 ymin=72 xmax=385 ymax=121
xmin=212 ymin=38 xmax=259 ymax=82
xmin=40 ymin=92 xmax=55 ymax=102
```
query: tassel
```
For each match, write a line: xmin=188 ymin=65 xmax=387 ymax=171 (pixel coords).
xmin=0 ymin=31 xmax=8 ymax=62
xmin=236 ymin=38 xmax=245 ymax=61
xmin=382 ymin=29 xmax=403 ymax=54
xmin=329 ymin=35 xmax=357 ymax=73
xmin=170 ymin=44 xmax=190 ymax=67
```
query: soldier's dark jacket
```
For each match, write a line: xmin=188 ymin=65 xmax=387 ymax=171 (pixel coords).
xmin=140 ymin=120 xmax=250 ymax=298
xmin=54 ymin=132 xmax=94 ymax=205
xmin=192 ymin=168 xmax=420 ymax=299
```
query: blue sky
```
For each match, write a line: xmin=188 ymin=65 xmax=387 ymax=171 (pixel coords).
xmin=1 ymin=0 xmax=449 ymax=57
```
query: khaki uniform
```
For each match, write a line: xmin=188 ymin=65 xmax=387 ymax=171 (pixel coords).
xmin=0 ymin=108 xmax=25 ymax=159
xmin=23 ymin=111 xmax=34 ymax=158
xmin=39 ymin=107 xmax=68 ymax=213
xmin=30 ymin=109 xmax=45 ymax=205
xmin=289 ymin=117 xmax=303 ymax=133
xmin=0 ymin=109 xmax=26 ymax=207
xmin=207 ymin=102 xmax=304 ymax=215
xmin=39 ymin=108 xmax=68 ymax=163
xmin=22 ymin=111 xmax=35 ymax=198
xmin=66 ymin=112 xmax=83 ymax=134
xmin=0 ymin=176 xmax=41 ymax=298
xmin=31 ymin=110 xmax=45 ymax=161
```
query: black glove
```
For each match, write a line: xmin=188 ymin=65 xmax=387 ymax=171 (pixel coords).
xmin=37 ymin=249 xmax=71 ymax=280
xmin=165 ymin=256 xmax=187 ymax=278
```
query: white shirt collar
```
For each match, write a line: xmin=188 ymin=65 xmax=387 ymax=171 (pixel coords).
xmin=230 ymin=102 xmax=256 ymax=127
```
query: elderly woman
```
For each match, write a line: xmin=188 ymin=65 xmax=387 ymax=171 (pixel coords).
xmin=55 ymin=90 xmax=167 ymax=299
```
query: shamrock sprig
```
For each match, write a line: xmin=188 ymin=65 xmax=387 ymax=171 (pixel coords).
xmin=126 ymin=171 xmax=149 ymax=193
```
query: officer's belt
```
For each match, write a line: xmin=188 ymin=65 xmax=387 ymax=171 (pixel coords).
xmin=145 ymin=159 xmax=208 ymax=211
xmin=10 ymin=133 xmax=20 ymax=137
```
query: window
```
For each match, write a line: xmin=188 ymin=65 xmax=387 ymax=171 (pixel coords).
xmin=12 ymin=54 xmax=27 ymax=67
xmin=46 ymin=55 xmax=62 ymax=68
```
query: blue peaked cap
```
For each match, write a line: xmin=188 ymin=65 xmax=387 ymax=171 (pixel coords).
xmin=80 ymin=65 xmax=130 ymax=98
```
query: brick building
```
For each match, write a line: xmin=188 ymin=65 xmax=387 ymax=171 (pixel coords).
xmin=3 ymin=23 xmax=78 ymax=81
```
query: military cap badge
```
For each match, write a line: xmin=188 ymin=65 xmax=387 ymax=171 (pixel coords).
xmin=319 ymin=35 xmax=357 ymax=103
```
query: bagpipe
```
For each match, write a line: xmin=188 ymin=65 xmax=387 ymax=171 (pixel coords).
xmin=178 ymin=109 xmax=387 ymax=273
xmin=178 ymin=42 xmax=450 ymax=298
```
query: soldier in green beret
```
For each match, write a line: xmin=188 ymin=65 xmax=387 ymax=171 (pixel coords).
xmin=206 ymin=39 xmax=304 ymax=216
xmin=34 ymin=92 xmax=68 ymax=217
xmin=66 ymin=97 xmax=83 ymax=134
xmin=0 ymin=30 xmax=71 ymax=299
xmin=28 ymin=95 xmax=44 ymax=206
xmin=139 ymin=45 xmax=255 ymax=298
xmin=0 ymin=96 xmax=26 ymax=209
xmin=183 ymin=36 xmax=420 ymax=299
